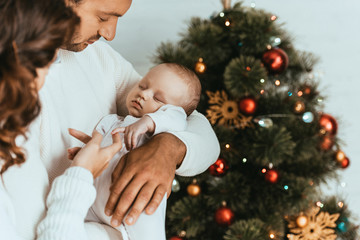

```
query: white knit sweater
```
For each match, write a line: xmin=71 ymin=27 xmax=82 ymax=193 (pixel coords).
xmin=0 ymin=41 xmax=220 ymax=239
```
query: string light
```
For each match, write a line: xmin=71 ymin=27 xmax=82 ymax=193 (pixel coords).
xmin=179 ymin=230 xmax=186 ymax=237
xmin=297 ymin=91 xmax=303 ymax=97
xmin=302 ymin=112 xmax=314 ymax=123
xmin=225 ymin=20 xmax=231 ymax=26
xmin=225 ymin=144 xmax=230 ymax=149
xmin=219 ymin=12 xmax=225 ymax=17
xmin=316 ymin=201 xmax=324 ymax=208
xmin=246 ymin=66 xmax=251 ymax=71
xmin=250 ymin=1 xmax=256 ymax=8
xmin=284 ymin=185 xmax=289 ymax=190
xmin=260 ymin=89 xmax=265 ymax=94
xmin=260 ymin=78 xmax=265 ymax=83
xmin=275 ymin=80 xmax=281 ymax=86
xmin=242 ymin=158 xmax=247 ymax=163
xmin=319 ymin=129 xmax=327 ymax=135
xmin=270 ymin=15 xmax=277 ymax=21
xmin=338 ymin=201 xmax=344 ymax=208
xmin=269 ymin=233 xmax=275 ymax=239
xmin=273 ymin=37 xmax=281 ymax=46
xmin=262 ymin=168 xmax=267 ymax=173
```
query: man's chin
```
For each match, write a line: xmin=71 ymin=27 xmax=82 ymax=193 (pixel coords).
xmin=62 ymin=42 xmax=89 ymax=52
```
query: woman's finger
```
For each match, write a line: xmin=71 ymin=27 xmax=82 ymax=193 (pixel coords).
xmin=68 ymin=128 xmax=92 ymax=144
xmin=111 ymin=127 xmax=125 ymax=135
xmin=104 ymin=132 xmax=122 ymax=156
xmin=91 ymin=130 xmax=104 ymax=145
xmin=67 ymin=147 xmax=81 ymax=160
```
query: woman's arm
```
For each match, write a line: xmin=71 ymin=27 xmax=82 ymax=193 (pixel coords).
xmin=37 ymin=130 xmax=123 ymax=240
xmin=37 ymin=167 xmax=96 ymax=240
xmin=0 ymin=183 xmax=23 ymax=240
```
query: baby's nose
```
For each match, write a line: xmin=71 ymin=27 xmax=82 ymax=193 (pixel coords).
xmin=139 ymin=90 xmax=150 ymax=100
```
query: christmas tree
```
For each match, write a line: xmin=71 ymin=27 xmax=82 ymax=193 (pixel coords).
xmin=154 ymin=2 xmax=358 ymax=240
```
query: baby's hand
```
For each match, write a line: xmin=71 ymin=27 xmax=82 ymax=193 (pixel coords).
xmin=112 ymin=116 xmax=155 ymax=151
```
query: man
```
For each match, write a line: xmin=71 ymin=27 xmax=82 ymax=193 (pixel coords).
xmin=39 ymin=0 xmax=220 ymax=238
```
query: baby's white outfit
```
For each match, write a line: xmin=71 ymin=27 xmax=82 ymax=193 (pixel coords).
xmin=86 ymin=104 xmax=187 ymax=240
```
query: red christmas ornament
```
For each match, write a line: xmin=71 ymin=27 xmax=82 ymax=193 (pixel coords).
xmin=209 ymin=158 xmax=229 ymax=176
xmin=340 ymin=157 xmax=350 ymax=169
xmin=320 ymin=136 xmax=333 ymax=151
xmin=319 ymin=114 xmax=338 ymax=135
xmin=238 ymin=97 xmax=257 ymax=115
xmin=170 ymin=237 xmax=184 ymax=240
xmin=262 ymin=48 xmax=289 ymax=74
xmin=214 ymin=206 xmax=235 ymax=226
xmin=265 ymin=169 xmax=279 ymax=183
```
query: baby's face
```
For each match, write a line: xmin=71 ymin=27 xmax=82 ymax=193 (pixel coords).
xmin=126 ymin=65 xmax=188 ymax=117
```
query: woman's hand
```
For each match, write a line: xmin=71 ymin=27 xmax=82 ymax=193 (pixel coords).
xmin=69 ymin=128 xmax=122 ymax=178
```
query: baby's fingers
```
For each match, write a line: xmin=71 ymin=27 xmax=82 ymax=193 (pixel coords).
xmin=124 ymin=131 xmax=133 ymax=151
xmin=131 ymin=133 xmax=138 ymax=150
xmin=111 ymin=127 xmax=125 ymax=135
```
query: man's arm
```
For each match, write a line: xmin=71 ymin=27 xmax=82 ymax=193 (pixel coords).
xmin=105 ymin=110 xmax=220 ymax=227
xmin=105 ymin=133 xmax=185 ymax=227
xmin=171 ymin=110 xmax=220 ymax=176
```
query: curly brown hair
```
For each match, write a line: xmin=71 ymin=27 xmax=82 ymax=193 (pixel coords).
xmin=0 ymin=0 xmax=79 ymax=174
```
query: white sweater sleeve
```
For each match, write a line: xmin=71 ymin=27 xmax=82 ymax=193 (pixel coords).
xmin=0 ymin=183 xmax=23 ymax=240
xmin=36 ymin=167 xmax=96 ymax=240
xmin=145 ymin=104 xmax=187 ymax=135
xmin=172 ymin=110 xmax=220 ymax=176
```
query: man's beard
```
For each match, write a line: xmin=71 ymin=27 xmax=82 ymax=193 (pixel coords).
xmin=63 ymin=42 xmax=88 ymax=52
xmin=62 ymin=33 xmax=101 ymax=52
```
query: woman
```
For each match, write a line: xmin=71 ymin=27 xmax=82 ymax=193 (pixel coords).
xmin=0 ymin=0 xmax=122 ymax=239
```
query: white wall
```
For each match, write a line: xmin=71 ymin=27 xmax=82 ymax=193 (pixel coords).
xmin=109 ymin=0 xmax=360 ymax=222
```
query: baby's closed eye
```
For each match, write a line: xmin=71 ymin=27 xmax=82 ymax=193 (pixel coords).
xmin=153 ymin=95 xmax=164 ymax=103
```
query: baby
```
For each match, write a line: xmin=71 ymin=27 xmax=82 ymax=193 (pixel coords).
xmin=85 ymin=63 xmax=201 ymax=240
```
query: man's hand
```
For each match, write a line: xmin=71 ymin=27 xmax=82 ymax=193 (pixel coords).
xmin=105 ymin=133 xmax=186 ymax=227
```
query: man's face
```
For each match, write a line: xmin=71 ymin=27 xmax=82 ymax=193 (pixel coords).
xmin=65 ymin=0 xmax=132 ymax=52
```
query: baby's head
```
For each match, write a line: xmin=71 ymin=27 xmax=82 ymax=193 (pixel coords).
xmin=126 ymin=63 xmax=201 ymax=117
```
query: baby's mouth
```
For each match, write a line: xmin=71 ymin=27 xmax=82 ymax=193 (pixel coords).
xmin=132 ymin=100 xmax=142 ymax=109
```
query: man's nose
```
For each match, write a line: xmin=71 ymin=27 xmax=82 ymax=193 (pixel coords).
xmin=99 ymin=19 xmax=118 ymax=41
